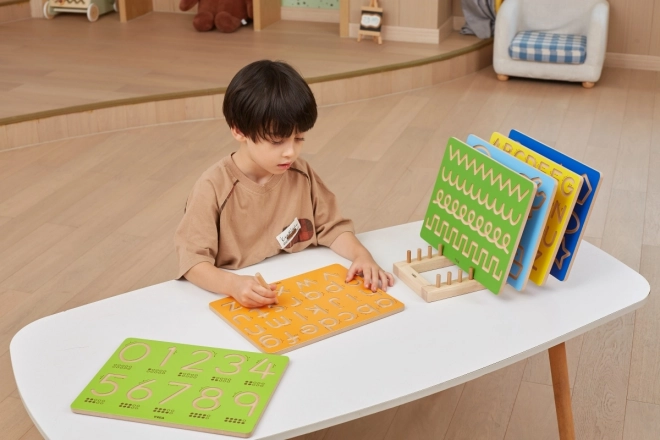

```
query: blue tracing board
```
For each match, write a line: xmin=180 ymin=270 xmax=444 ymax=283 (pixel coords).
xmin=508 ymin=129 xmax=602 ymax=281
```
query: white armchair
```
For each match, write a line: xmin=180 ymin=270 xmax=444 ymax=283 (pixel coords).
xmin=493 ymin=0 xmax=609 ymax=88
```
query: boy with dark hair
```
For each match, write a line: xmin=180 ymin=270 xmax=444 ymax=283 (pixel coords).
xmin=175 ymin=60 xmax=394 ymax=308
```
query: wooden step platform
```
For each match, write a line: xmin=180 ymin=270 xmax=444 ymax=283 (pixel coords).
xmin=0 ymin=12 xmax=492 ymax=150
xmin=0 ymin=0 xmax=30 ymax=24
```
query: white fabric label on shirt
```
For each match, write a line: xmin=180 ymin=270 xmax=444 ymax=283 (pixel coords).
xmin=276 ymin=217 xmax=301 ymax=249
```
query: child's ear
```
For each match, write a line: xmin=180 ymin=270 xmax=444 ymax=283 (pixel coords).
xmin=230 ymin=126 xmax=248 ymax=142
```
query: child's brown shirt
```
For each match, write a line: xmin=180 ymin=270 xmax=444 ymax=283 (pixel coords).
xmin=174 ymin=155 xmax=354 ymax=278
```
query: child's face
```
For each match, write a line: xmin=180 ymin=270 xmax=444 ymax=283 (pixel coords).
xmin=232 ymin=127 xmax=305 ymax=178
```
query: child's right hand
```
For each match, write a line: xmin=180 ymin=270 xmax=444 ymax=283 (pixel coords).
xmin=231 ymin=275 xmax=278 ymax=308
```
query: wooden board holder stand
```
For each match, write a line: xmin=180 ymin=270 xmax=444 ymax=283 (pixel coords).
xmin=393 ymin=245 xmax=484 ymax=302
xmin=357 ymin=0 xmax=383 ymax=44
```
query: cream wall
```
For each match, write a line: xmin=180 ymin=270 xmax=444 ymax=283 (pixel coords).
xmin=471 ymin=0 xmax=654 ymax=56
xmin=151 ymin=0 xmax=455 ymax=32
xmin=453 ymin=0 xmax=462 ymax=17
xmin=147 ymin=0 xmax=455 ymax=43
xmin=607 ymin=0 xmax=660 ymax=56
xmin=24 ymin=0 xmax=660 ymax=58
xmin=349 ymin=0 xmax=445 ymax=30
xmin=453 ymin=0 xmax=660 ymax=57
xmin=281 ymin=0 xmax=337 ymax=7
xmin=346 ymin=0 xmax=455 ymax=43
xmin=438 ymin=0 xmax=452 ymax=26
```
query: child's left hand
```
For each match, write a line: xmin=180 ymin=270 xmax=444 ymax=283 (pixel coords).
xmin=346 ymin=253 xmax=394 ymax=292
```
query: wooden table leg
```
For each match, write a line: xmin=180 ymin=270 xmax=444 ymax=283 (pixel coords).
xmin=548 ymin=342 xmax=576 ymax=440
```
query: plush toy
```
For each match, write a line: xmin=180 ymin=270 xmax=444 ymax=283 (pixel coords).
xmin=180 ymin=0 xmax=253 ymax=33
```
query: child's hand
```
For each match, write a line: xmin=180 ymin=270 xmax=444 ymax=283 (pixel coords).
xmin=231 ymin=275 xmax=278 ymax=308
xmin=346 ymin=254 xmax=395 ymax=292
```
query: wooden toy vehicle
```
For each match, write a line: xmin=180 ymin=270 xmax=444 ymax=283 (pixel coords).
xmin=43 ymin=0 xmax=117 ymax=22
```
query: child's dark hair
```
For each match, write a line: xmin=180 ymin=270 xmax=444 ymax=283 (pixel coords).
xmin=223 ymin=60 xmax=317 ymax=142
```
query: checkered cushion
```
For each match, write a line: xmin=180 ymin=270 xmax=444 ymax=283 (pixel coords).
xmin=509 ymin=31 xmax=587 ymax=64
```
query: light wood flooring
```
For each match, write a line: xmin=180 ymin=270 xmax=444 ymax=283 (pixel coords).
xmin=2 ymin=66 xmax=660 ymax=440
xmin=0 ymin=13 xmax=479 ymax=120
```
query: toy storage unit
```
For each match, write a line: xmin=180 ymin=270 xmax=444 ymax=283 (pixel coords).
xmin=44 ymin=0 xmax=116 ymax=22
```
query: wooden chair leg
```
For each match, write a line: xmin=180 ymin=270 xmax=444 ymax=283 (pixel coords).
xmin=549 ymin=342 xmax=576 ymax=440
xmin=497 ymin=74 xmax=509 ymax=81
xmin=582 ymin=81 xmax=595 ymax=88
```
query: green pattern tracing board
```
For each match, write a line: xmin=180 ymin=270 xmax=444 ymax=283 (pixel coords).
xmin=421 ymin=138 xmax=535 ymax=294
xmin=71 ymin=338 xmax=289 ymax=437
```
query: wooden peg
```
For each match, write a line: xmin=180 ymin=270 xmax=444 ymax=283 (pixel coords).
xmin=438 ymin=244 xmax=443 ymax=256
xmin=427 ymin=246 xmax=432 ymax=259
xmin=436 ymin=273 xmax=441 ymax=287
xmin=469 ymin=268 xmax=474 ymax=280
xmin=447 ymin=271 xmax=452 ymax=285
xmin=458 ymin=270 xmax=463 ymax=283
xmin=417 ymin=248 xmax=422 ymax=261
xmin=407 ymin=250 xmax=411 ymax=263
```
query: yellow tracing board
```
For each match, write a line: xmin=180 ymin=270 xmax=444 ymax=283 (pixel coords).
xmin=490 ymin=133 xmax=583 ymax=285
xmin=210 ymin=264 xmax=405 ymax=354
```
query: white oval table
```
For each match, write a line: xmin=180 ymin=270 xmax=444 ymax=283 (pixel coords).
xmin=10 ymin=222 xmax=650 ymax=440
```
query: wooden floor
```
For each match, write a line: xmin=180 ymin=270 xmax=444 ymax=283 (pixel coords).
xmin=1 ymin=66 xmax=659 ymax=440
xmin=0 ymin=13 xmax=479 ymax=120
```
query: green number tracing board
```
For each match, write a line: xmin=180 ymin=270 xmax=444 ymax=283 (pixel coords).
xmin=71 ymin=338 xmax=289 ymax=437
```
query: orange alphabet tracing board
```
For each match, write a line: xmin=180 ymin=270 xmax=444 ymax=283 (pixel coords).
xmin=209 ymin=264 xmax=405 ymax=354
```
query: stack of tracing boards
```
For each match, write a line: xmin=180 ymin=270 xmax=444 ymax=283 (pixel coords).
xmin=394 ymin=129 xmax=601 ymax=302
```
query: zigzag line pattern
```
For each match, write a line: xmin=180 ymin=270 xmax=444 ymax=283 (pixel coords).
xmin=441 ymin=168 xmax=523 ymax=226
xmin=431 ymin=189 xmax=512 ymax=253
xmin=424 ymin=214 xmax=504 ymax=281
xmin=448 ymin=144 xmax=531 ymax=202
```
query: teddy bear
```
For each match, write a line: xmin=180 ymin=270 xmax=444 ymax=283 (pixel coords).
xmin=180 ymin=0 xmax=253 ymax=33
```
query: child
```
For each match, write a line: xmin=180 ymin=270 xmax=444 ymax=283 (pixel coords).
xmin=174 ymin=60 xmax=394 ymax=308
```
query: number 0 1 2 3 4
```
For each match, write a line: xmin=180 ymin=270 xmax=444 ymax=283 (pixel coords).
xmin=70 ymin=338 xmax=289 ymax=437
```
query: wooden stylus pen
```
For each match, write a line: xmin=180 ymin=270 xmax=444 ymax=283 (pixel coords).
xmin=255 ymin=273 xmax=277 ymax=304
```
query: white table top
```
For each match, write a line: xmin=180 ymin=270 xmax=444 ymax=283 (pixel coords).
xmin=11 ymin=221 xmax=650 ymax=440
